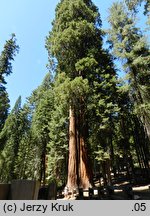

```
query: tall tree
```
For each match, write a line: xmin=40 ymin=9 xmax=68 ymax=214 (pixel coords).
xmin=14 ymin=73 xmax=54 ymax=182
xmin=13 ymin=104 xmax=33 ymax=180
xmin=0 ymin=96 xmax=23 ymax=182
xmin=31 ymin=85 xmax=54 ymax=184
xmin=108 ymin=2 xmax=150 ymax=141
xmin=0 ymin=34 xmax=19 ymax=130
xmin=46 ymin=0 xmax=118 ymax=191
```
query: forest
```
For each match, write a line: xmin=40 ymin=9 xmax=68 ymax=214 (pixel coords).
xmin=0 ymin=0 xmax=150 ymax=200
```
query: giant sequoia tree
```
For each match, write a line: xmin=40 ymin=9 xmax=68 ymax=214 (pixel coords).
xmin=46 ymin=0 xmax=118 ymax=191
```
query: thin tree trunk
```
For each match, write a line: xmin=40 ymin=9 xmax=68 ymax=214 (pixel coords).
xmin=105 ymin=159 xmax=112 ymax=186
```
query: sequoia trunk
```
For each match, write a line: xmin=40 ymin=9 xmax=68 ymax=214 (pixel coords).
xmin=78 ymin=99 xmax=93 ymax=189
xmin=67 ymin=104 xmax=93 ymax=191
xmin=79 ymin=136 xmax=93 ymax=188
xmin=66 ymin=106 xmax=78 ymax=191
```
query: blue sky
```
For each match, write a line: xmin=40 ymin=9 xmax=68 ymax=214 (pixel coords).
xmin=0 ymin=0 xmax=148 ymax=109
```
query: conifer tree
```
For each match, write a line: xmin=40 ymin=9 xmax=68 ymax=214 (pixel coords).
xmin=0 ymin=34 xmax=19 ymax=130
xmin=0 ymin=96 xmax=23 ymax=182
xmin=31 ymin=89 xmax=54 ymax=184
xmin=14 ymin=73 xmax=54 ymax=182
xmin=13 ymin=104 xmax=33 ymax=179
xmin=108 ymin=2 xmax=150 ymax=141
xmin=46 ymin=0 xmax=118 ymax=191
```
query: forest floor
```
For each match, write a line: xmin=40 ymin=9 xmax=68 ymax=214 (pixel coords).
xmin=60 ymin=184 xmax=150 ymax=200
xmin=132 ymin=184 xmax=150 ymax=199
xmin=107 ymin=183 xmax=150 ymax=200
xmin=58 ymin=179 xmax=150 ymax=200
xmin=95 ymin=176 xmax=150 ymax=200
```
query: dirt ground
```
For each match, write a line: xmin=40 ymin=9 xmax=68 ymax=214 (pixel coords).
xmin=58 ymin=183 xmax=150 ymax=200
xmin=132 ymin=185 xmax=150 ymax=200
xmin=103 ymin=184 xmax=150 ymax=200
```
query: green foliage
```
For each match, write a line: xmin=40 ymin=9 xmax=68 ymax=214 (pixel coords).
xmin=46 ymin=0 xmax=102 ymax=78
xmin=125 ymin=0 xmax=150 ymax=19
xmin=125 ymin=0 xmax=143 ymax=13
xmin=0 ymin=73 xmax=55 ymax=182
xmin=22 ymin=73 xmax=54 ymax=181
xmin=0 ymin=90 xmax=9 ymax=131
xmin=95 ymin=147 xmax=110 ymax=162
xmin=0 ymin=96 xmax=25 ymax=182
xmin=108 ymin=1 xmax=150 ymax=140
xmin=0 ymin=34 xmax=19 ymax=84
xmin=0 ymin=34 xmax=19 ymax=130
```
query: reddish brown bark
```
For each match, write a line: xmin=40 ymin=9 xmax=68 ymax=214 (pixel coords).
xmin=79 ymin=136 xmax=92 ymax=189
xmin=78 ymin=98 xmax=93 ymax=189
xmin=66 ymin=106 xmax=78 ymax=190
xmin=67 ymin=102 xmax=93 ymax=192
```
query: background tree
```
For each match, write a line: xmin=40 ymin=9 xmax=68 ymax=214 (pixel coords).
xmin=107 ymin=1 xmax=150 ymax=182
xmin=16 ymin=73 xmax=54 ymax=182
xmin=0 ymin=73 xmax=54 ymax=182
xmin=0 ymin=96 xmax=24 ymax=182
xmin=108 ymin=1 xmax=150 ymax=141
xmin=31 ymin=73 xmax=54 ymax=185
xmin=0 ymin=34 xmax=19 ymax=130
